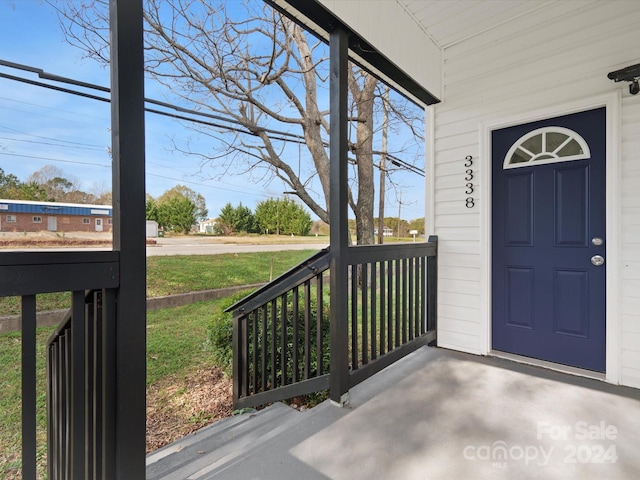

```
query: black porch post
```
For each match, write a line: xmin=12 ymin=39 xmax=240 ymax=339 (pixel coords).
xmin=110 ymin=0 xmax=147 ymax=477
xmin=329 ymin=27 xmax=350 ymax=406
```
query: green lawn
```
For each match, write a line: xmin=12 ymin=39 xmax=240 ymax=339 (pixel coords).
xmin=146 ymin=251 xmax=314 ymax=297
xmin=0 ymin=250 xmax=316 ymax=317
xmin=0 ymin=249 xmax=316 ymax=478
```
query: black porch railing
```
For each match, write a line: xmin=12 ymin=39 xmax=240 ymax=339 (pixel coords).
xmin=228 ymin=237 xmax=437 ymax=408
xmin=0 ymin=251 xmax=119 ymax=479
xmin=47 ymin=288 xmax=117 ymax=480
xmin=346 ymin=239 xmax=438 ymax=389
xmin=227 ymin=249 xmax=331 ymax=409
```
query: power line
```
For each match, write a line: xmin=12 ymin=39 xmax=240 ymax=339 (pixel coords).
xmin=0 ymin=124 xmax=106 ymax=148
xmin=0 ymin=59 xmax=426 ymax=176
xmin=0 ymin=151 xmax=110 ymax=168
xmin=0 ymin=149 xmax=281 ymax=199
xmin=0 ymin=135 xmax=106 ymax=152
xmin=0 ymin=59 xmax=309 ymax=142
xmin=0 ymin=95 xmax=106 ymax=121
xmin=147 ymin=172 xmax=274 ymax=198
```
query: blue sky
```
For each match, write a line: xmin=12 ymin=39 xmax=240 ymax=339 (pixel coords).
xmin=0 ymin=0 xmax=426 ymax=222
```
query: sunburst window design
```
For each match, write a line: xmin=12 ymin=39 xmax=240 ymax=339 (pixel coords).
xmin=503 ymin=126 xmax=590 ymax=169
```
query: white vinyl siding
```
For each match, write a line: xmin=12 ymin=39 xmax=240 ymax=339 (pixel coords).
xmin=620 ymin=96 xmax=640 ymax=387
xmin=432 ymin=1 xmax=640 ymax=385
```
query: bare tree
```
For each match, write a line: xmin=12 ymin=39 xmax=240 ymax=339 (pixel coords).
xmin=28 ymin=165 xmax=80 ymax=201
xmin=50 ymin=0 xmax=424 ymax=244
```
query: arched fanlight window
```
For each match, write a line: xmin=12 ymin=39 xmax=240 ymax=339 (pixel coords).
xmin=503 ymin=126 xmax=590 ymax=169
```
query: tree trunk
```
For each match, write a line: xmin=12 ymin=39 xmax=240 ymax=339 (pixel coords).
xmin=349 ymin=70 xmax=378 ymax=246
xmin=378 ymin=87 xmax=389 ymax=245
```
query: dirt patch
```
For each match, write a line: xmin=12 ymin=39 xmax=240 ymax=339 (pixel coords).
xmin=0 ymin=238 xmax=112 ymax=248
xmin=0 ymin=233 xmax=157 ymax=248
xmin=0 ymin=231 xmax=113 ymax=249
xmin=146 ymin=367 xmax=233 ymax=453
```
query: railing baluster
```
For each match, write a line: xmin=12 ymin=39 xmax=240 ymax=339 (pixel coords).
xmin=252 ymin=310 xmax=259 ymax=395
xmin=261 ymin=305 xmax=268 ymax=393
xmin=427 ymin=236 xmax=438 ymax=332
xmin=350 ymin=264 xmax=358 ymax=370
xmin=21 ymin=295 xmax=37 ymax=480
xmin=402 ymin=258 xmax=408 ymax=344
xmin=62 ymin=329 xmax=70 ymax=479
xmin=71 ymin=290 xmax=87 ymax=478
xmin=371 ymin=262 xmax=377 ymax=361
xmin=55 ymin=332 xmax=63 ymax=480
xmin=395 ymin=259 xmax=401 ymax=348
xmin=387 ymin=259 xmax=393 ymax=352
xmin=417 ymin=256 xmax=423 ymax=334
xmin=415 ymin=257 xmax=419 ymax=337
xmin=238 ymin=315 xmax=248 ymax=399
xmin=271 ymin=300 xmax=277 ymax=388
xmin=102 ymin=288 xmax=116 ymax=480
xmin=304 ymin=281 xmax=311 ymax=379
xmin=243 ymin=317 xmax=250 ymax=397
xmin=292 ymin=286 xmax=299 ymax=383
xmin=281 ymin=293 xmax=288 ymax=386
xmin=87 ymin=293 xmax=96 ymax=478
xmin=361 ymin=263 xmax=369 ymax=366
xmin=316 ymin=275 xmax=324 ymax=376
xmin=407 ymin=258 xmax=416 ymax=340
xmin=92 ymin=290 xmax=103 ymax=480
xmin=47 ymin=341 xmax=55 ymax=480
xmin=380 ymin=260 xmax=386 ymax=356
xmin=417 ymin=256 xmax=422 ymax=334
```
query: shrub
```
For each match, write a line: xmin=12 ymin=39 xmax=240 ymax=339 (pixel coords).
xmin=209 ymin=291 xmax=253 ymax=376
xmin=209 ymin=288 xmax=330 ymax=387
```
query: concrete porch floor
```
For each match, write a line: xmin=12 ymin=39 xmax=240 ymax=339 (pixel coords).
xmin=151 ymin=347 xmax=640 ymax=479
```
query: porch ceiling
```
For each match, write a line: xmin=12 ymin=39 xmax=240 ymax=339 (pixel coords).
xmin=399 ymin=0 xmax=575 ymax=49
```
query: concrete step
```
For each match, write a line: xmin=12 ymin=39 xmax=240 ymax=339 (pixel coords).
xmin=146 ymin=402 xmax=305 ymax=480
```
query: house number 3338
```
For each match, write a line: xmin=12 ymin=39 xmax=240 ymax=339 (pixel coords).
xmin=464 ymin=155 xmax=474 ymax=208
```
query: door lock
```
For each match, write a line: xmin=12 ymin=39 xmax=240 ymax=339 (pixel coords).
xmin=591 ymin=255 xmax=605 ymax=266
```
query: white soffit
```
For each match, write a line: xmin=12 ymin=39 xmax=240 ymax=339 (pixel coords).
xmin=399 ymin=0 xmax=573 ymax=49
xmin=317 ymin=0 xmax=442 ymax=102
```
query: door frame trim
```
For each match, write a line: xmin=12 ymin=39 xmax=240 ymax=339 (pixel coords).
xmin=479 ymin=92 xmax=621 ymax=384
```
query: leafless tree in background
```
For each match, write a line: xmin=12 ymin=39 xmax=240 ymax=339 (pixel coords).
xmin=51 ymin=0 xmax=424 ymax=244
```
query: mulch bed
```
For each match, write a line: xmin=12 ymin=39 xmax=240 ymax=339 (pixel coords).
xmin=146 ymin=367 xmax=233 ymax=452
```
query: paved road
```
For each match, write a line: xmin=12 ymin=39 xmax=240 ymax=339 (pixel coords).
xmin=147 ymin=238 xmax=328 ymax=256
xmin=0 ymin=234 xmax=328 ymax=256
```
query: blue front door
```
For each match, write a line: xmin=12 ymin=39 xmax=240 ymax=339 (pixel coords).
xmin=492 ymin=108 xmax=606 ymax=372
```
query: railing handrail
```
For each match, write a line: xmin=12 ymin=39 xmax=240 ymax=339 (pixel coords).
xmin=0 ymin=250 xmax=119 ymax=298
xmin=225 ymin=247 xmax=330 ymax=316
xmin=225 ymin=242 xmax=436 ymax=318
xmin=347 ymin=240 xmax=436 ymax=264
xmin=0 ymin=250 xmax=118 ymax=267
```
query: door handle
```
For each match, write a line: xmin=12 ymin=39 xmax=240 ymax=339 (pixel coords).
xmin=591 ymin=255 xmax=605 ymax=266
